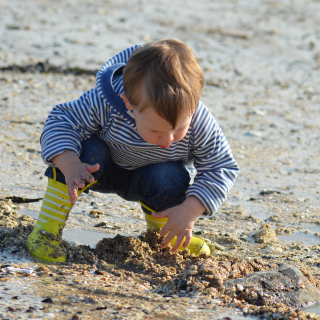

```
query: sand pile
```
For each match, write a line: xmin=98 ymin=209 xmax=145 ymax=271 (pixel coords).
xmin=2 ymin=198 xmax=320 ymax=319
xmin=0 ymin=199 xmax=288 ymax=297
xmin=0 ymin=199 xmax=35 ymax=251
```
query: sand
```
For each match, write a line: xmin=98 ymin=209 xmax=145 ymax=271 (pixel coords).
xmin=0 ymin=0 xmax=320 ymax=319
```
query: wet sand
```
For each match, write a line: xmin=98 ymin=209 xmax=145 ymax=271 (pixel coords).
xmin=1 ymin=0 xmax=320 ymax=319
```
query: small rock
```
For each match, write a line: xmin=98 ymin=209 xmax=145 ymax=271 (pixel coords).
xmin=236 ymin=284 xmax=244 ymax=291
xmin=42 ymin=297 xmax=54 ymax=303
xmin=263 ymin=245 xmax=283 ymax=253
xmin=94 ymin=222 xmax=107 ymax=227
xmin=244 ymin=131 xmax=263 ymax=137
xmin=252 ymin=224 xmax=278 ymax=244
xmin=89 ymin=210 xmax=104 ymax=218
xmin=224 ymin=265 xmax=320 ymax=307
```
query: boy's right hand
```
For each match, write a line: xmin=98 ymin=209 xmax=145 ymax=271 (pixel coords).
xmin=51 ymin=151 xmax=100 ymax=204
xmin=64 ymin=162 xmax=100 ymax=204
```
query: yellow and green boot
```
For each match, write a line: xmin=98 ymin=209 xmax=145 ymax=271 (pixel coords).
xmin=26 ymin=168 xmax=96 ymax=263
xmin=139 ymin=201 xmax=210 ymax=256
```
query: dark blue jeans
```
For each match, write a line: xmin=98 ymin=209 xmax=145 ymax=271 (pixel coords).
xmin=45 ymin=135 xmax=190 ymax=212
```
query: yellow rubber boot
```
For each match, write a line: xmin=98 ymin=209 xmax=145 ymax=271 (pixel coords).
xmin=139 ymin=201 xmax=210 ymax=256
xmin=26 ymin=168 xmax=96 ymax=263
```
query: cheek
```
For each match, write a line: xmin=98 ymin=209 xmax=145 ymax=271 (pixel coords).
xmin=136 ymin=125 xmax=156 ymax=143
xmin=174 ymin=129 xmax=188 ymax=142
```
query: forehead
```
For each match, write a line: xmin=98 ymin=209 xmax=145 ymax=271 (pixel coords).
xmin=138 ymin=107 xmax=192 ymax=131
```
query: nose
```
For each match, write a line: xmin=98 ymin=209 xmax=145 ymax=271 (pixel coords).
xmin=160 ymin=133 xmax=174 ymax=145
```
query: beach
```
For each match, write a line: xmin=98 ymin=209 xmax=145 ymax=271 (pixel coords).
xmin=1 ymin=0 xmax=320 ymax=319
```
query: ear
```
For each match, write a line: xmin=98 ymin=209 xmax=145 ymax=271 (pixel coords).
xmin=120 ymin=93 xmax=133 ymax=111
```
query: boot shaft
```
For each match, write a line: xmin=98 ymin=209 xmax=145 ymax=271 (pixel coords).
xmin=33 ymin=177 xmax=73 ymax=237
xmin=26 ymin=168 xmax=97 ymax=263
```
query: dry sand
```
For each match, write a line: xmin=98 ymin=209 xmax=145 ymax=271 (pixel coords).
xmin=0 ymin=0 xmax=320 ymax=319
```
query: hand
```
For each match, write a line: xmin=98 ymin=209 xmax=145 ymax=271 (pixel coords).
xmin=64 ymin=162 xmax=100 ymax=204
xmin=51 ymin=151 xmax=100 ymax=204
xmin=152 ymin=196 xmax=205 ymax=251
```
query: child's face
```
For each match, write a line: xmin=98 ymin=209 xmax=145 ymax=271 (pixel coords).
xmin=120 ymin=93 xmax=192 ymax=148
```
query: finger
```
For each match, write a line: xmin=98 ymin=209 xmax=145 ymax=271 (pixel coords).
xmin=152 ymin=210 xmax=168 ymax=219
xmin=161 ymin=232 xmax=176 ymax=248
xmin=68 ymin=181 xmax=78 ymax=205
xmin=75 ymin=175 xmax=85 ymax=189
xmin=82 ymin=172 xmax=95 ymax=184
xmin=87 ymin=163 xmax=100 ymax=174
xmin=159 ymin=222 xmax=171 ymax=237
xmin=183 ymin=230 xmax=192 ymax=249
xmin=172 ymin=234 xmax=185 ymax=251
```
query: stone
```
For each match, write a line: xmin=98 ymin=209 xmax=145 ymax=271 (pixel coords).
xmin=252 ymin=224 xmax=278 ymax=244
xmin=224 ymin=265 xmax=320 ymax=307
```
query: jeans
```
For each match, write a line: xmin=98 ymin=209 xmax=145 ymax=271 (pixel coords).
xmin=45 ymin=135 xmax=191 ymax=212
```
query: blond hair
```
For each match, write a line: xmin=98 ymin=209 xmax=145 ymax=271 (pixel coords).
xmin=123 ymin=39 xmax=204 ymax=128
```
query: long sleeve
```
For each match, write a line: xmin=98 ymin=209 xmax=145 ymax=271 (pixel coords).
xmin=40 ymin=87 xmax=109 ymax=165
xmin=186 ymin=102 xmax=239 ymax=215
xmin=40 ymin=45 xmax=140 ymax=166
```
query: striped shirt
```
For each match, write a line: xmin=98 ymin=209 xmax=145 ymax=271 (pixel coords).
xmin=40 ymin=45 xmax=239 ymax=215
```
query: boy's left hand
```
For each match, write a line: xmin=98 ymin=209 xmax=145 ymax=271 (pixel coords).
xmin=152 ymin=196 xmax=206 ymax=251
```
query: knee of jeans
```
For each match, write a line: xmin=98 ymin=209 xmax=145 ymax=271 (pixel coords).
xmin=142 ymin=162 xmax=190 ymax=195
xmin=79 ymin=135 xmax=109 ymax=173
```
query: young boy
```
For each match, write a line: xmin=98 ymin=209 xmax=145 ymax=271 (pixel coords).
xmin=26 ymin=39 xmax=239 ymax=263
